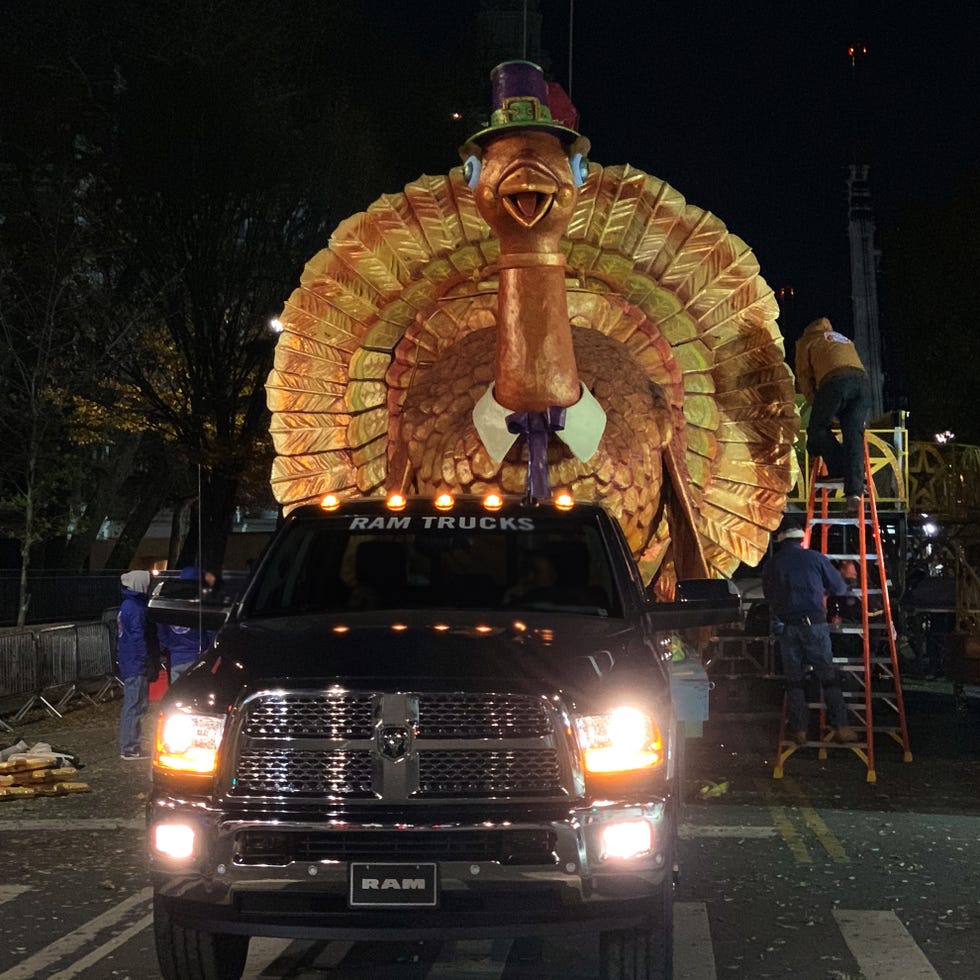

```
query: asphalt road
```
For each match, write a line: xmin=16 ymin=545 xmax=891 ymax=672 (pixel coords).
xmin=0 ymin=683 xmax=977 ymax=979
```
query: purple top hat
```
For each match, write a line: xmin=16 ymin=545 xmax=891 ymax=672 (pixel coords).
xmin=466 ymin=60 xmax=581 ymax=146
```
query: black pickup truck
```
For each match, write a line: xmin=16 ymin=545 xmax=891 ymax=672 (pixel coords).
xmin=146 ymin=494 xmax=736 ymax=980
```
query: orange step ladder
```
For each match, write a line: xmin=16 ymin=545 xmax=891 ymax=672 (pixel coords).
xmin=773 ymin=436 xmax=912 ymax=782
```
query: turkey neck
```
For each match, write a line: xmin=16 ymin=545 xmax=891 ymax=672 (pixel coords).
xmin=494 ymin=256 xmax=581 ymax=412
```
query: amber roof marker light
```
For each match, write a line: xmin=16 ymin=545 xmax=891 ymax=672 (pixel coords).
xmin=483 ymin=492 xmax=503 ymax=511
xmin=320 ymin=494 xmax=340 ymax=511
xmin=387 ymin=493 xmax=407 ymax=511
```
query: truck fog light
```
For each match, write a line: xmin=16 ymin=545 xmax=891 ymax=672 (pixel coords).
xmin=154 ymin=823 xmax=196 ymax=860
xmin=600 ymin=820 xmax=652 ymax=860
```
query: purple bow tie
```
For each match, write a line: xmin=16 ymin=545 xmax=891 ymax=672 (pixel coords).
xmin=506 ymin=407 xmax=567 ymax=499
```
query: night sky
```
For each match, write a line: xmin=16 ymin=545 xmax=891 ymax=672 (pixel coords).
xmin=529 ymin=1 xmax=980 ymax=352
xmin=5 ymin=1 xmax=979 ymax=423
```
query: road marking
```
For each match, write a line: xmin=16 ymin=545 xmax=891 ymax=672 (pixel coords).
xmin=0 ymin=818 xmax=143 ymax=832
xmin=242 ymin=937 xmax=294 ymax=977
xmin=781 ymin=776 xmax=850 ymax=863
xmin=674 ymin=902 xmax=716 ymax=980
xmin=0 ymin=887 xmax=152 ymax=980
xmin=311 ymin=940 xmax=355 ymax=968
xmin=46 ymin=912 xmax=152 ymax=979
xmin=0 ymin=886 xmax=30 ymax=906
xmin=429 ymin=939 xmax=511 ymax=975
xmin=834 ymin=909 xmax=941 ymax=979
xmin=679 ymin=824 xmax=776 ymax=839
xmin=242 ymin=938 xmax=354 ymax=977
xmin=801 ymin=806 xmax=849 ymax=862
xmin=769 ymin=805 xmax=811 ymax=863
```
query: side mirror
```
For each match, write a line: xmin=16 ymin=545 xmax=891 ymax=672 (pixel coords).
xmin=146 ymin=579 xmax=230 ymax=630
xmin=645 ymin=578 xmax=741 ymax=630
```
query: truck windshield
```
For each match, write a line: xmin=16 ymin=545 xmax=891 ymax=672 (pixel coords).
xmin=245 ymin=516 xmax=621 ymax=619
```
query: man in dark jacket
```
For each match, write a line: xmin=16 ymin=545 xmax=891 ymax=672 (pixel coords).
xmin=157 ymin=566 xmax=217 ymax=683
xmin=794 ymin=317 xmax=871 ymax=511
xmin=117 ymin=570 xmax=154 ymax=759
xmin=762 ymin=520 xmax=858 ymax=745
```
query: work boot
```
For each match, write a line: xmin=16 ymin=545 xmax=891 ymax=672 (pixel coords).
xmin=833 ymin=726 xmax=859 ymax=743
xmin=790 ymin=731 xmax=808 ymax=745
xmin=845 ymin=496 xmax=863 ymax=516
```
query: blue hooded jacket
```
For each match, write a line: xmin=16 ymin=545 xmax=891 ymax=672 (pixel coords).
xmin=157 ymin=566 xmax=217 ymax=667
xmin=117 ymin=570 xmax=152 ymax=680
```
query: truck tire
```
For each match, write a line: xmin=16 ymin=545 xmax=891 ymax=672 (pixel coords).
xmin=598 ymin=876 xmax=673 ymax=980
xmin=153 ymin=896 xmax=249 ymax=980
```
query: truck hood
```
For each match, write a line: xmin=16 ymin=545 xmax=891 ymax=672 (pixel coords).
xmin=168 ymin=609 xmax=663 ymax=710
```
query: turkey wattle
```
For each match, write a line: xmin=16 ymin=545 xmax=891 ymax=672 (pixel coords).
xmin=265 ymin=61 xmax=799 ymax=592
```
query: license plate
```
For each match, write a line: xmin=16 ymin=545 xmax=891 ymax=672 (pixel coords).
xmin=348 ymin=863 xmax=438 ymax=907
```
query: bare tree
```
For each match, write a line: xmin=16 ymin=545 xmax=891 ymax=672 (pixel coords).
xmin=3 ymin=0 xmax=480 ymax=581
xmin=0 ymin=159 xmax=128 ymax=620
xmin=99 ymin=0 xmax=388 ymax=571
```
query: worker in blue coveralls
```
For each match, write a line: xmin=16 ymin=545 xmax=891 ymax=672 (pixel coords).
xmin=117 ymin=570 xmax=157 ymax=759
xmin=157 ymin=566 xmax=217 ymax=684
xmin=762 ymin=517 xmax=858 ymax=746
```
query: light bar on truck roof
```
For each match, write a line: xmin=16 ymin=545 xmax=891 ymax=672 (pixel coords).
xmin=483 ymin=493 xmax=503 ymax=511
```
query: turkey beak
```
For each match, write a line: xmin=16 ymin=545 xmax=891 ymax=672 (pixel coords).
xmin=497 ymin=166 xmax=558 ymax=228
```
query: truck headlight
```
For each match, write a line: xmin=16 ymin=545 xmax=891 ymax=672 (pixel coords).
xmin=154 ymin=712 xmax=225 ymax=774
xmin=575 ymin=706 xmax=663 ymax=773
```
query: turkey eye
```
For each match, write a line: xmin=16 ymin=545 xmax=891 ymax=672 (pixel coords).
xmin=570 ymin=152 xmax=589 ymax=187
xmin=463 ymin=154 xmax=482 ymax=189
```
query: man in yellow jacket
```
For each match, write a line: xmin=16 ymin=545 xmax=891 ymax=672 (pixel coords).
xmin=795 ymin=317 xmax=871 ymax=511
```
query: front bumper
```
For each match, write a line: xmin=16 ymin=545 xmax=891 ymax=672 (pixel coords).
xmin=148 ymin=797 xmax=674 ymax=940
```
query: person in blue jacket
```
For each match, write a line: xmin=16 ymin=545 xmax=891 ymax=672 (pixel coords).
xmin=157 ymin=566 xmax=217 ymax=683
xmin=117 ymin=570 xmax=155 ymax=759
xmin=762 ymin=518 xmax=857 ymax=746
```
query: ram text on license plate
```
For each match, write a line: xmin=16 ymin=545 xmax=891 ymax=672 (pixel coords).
xmin=348 ymin=863 xmax=438 ymax=907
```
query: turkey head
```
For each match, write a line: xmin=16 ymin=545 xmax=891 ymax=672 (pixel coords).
xmin=469 ymin=128 xmax=583 ymax=412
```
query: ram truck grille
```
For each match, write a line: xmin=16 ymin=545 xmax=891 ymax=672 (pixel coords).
xmin=228 ymin=691 xmax=574 ymax=802
xmin=233 ymin=749 xmax=374 ymax=797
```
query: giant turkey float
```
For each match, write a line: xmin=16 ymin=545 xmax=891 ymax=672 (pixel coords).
xmin=265 ymin=60 xmax=799 ymax=596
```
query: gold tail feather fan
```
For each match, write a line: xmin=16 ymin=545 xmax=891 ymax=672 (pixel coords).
xmin=266 ymin=164 xmax=799 ymax=588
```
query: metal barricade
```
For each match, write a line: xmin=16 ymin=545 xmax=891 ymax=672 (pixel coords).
xmin=35 ymin=624 xmax=112 ymax=712
xmin=0 ymin=631 xmax=40 ymax=731
xmin=11 ymin=627 xmax=61 ymax=723
xmin=0 ymin=616 xmax=122 ymax=727
xmin=78 ymin=619 xmax=120 ymax=703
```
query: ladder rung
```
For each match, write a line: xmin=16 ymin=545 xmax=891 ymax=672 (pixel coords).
xmin=823 ymin=553 xmax=879 ymax=560
xmin=782 ymin=739 xmax=870 ymax=749
xmin=809 ymin=695 xmax=904 ymax=707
